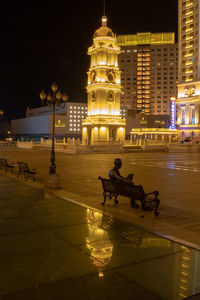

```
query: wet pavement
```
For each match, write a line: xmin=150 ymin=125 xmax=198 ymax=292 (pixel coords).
xmin=1 ymin=147 xmax=200 ymax=247
xmin=0 ymin=176 xmax=200 ymax=300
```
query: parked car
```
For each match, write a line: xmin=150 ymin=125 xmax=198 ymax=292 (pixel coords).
xmin=180 ymin=137 xmax=191 ymax=144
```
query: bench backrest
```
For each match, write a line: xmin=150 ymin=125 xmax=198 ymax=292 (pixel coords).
xmin=0 ymin=158 xmax=4 ymax=167
xmin=1 ymin=158 xmax=8 ymax=167
xmin=18 ymin=161 xmax=29 ymax=172
xmin=99 ymin=177 xmax=145 ymax=198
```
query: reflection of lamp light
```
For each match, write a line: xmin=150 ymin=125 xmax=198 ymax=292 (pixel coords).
xmin=99 ymin=272 xmax=104 ymax=278
xmin=101 ymin=127 xmax=106 ymax=132
xmin=0 ymin=109 xmax=4 ymax=120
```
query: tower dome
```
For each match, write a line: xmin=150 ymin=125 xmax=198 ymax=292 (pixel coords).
xmin=94 ymin=16 xmax=114 ymax=38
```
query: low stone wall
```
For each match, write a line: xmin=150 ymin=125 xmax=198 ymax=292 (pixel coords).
xmin=16 ymin=141 xmax=33 ymax=149
xmin=16 ymin=140 xmax=124 ymax=153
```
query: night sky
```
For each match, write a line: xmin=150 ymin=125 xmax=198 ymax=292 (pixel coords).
xmin=0 ymin=0 xmax=178 ymax=121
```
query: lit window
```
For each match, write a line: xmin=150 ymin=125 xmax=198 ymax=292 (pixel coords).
xmin=70 ymin=106 xmax=72 ymax=108
xmin=70 ymin=110 xmax=72 ymax=113
xmin=70 ymin=128 xmax=72 ymax=131
xmin=70 ymin=124 xmax=72 ymax=127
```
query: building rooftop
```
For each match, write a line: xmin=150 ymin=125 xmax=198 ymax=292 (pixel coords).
xmin=116 ymin=32 xmax=175 ymax=46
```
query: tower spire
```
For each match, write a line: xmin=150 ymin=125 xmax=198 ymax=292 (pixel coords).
xmin=102 ymin=0 xmax=107 ymax=26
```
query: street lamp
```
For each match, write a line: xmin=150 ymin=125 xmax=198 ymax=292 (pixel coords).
xmin=40 ymin=83 xmax=68 ymax=189
xmin=0 ymin=109 xmax=4 ymax=119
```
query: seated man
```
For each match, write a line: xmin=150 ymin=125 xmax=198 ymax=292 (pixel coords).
xmin=108 ymin=158 xmax=139 ymax=207
xmin=108 ymin=158 xmax=134 ymax=185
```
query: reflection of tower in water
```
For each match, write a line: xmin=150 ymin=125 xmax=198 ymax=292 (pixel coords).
xmin=85 ymin=209 xmax=113 ymax=277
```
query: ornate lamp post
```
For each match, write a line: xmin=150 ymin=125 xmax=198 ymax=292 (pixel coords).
xmin=40 ymin=83 xmax=68 ymax=189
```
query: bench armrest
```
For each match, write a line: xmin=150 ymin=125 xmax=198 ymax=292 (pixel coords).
xmin=145 ymin=191 xmax=159 ymax=197
xmin=8 ymin=163 xmax=15 ymax=167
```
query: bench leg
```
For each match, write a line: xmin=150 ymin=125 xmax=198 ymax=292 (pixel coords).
xmin=131 ymin=198 xmax=140 ymax=208
xmin=26 ymin=173 xmax=29 ymax=181
xmin=114 ymin=194 xmax=118 ymax=204
xmin=102 ymin=192 xmax=107 ymax=205
xmin=154 ymin=198 xmax=160 ymax=216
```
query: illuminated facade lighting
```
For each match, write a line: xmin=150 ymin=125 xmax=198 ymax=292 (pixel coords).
xmin=82 ymin=16 xmax=126 ymax=145
xmin=176 ymin=0 xmax=200 ymax=137
xmin=169 ymin=97 xmax=177 ymax=129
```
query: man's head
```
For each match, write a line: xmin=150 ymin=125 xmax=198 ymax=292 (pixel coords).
xmin=114 ymin=158 xmax=122 ymax=169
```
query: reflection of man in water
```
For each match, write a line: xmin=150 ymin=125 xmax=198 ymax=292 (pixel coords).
xmin=108 ymin=158 xmax=134 ymax=185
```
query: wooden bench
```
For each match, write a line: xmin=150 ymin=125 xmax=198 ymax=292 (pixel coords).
xmin=98 ymin=177 xmax=160 ymax=216
xmin=0 ymin=158 xmax=15 ymax=173
xmin=17 ymin=161 xmax=37 ymax=181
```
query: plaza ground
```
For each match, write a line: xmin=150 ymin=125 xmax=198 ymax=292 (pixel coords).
xmin=0 ymin=175 xmax=200 ymax=299
xmin=1 ymin=147 xmax=200 ymax=248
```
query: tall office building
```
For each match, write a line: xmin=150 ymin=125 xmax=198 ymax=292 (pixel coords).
xmin=176 ymin=0 xmax=200 ymax=137
xmin=117 ymin=33 xmax=178 ymax=120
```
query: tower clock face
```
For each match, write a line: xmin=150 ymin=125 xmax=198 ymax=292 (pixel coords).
xmin=107 ymin=70 xmax=115 ymax=83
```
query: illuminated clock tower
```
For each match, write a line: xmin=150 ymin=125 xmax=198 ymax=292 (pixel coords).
xmin=82 ymin=16 xmax=126 ymax=145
